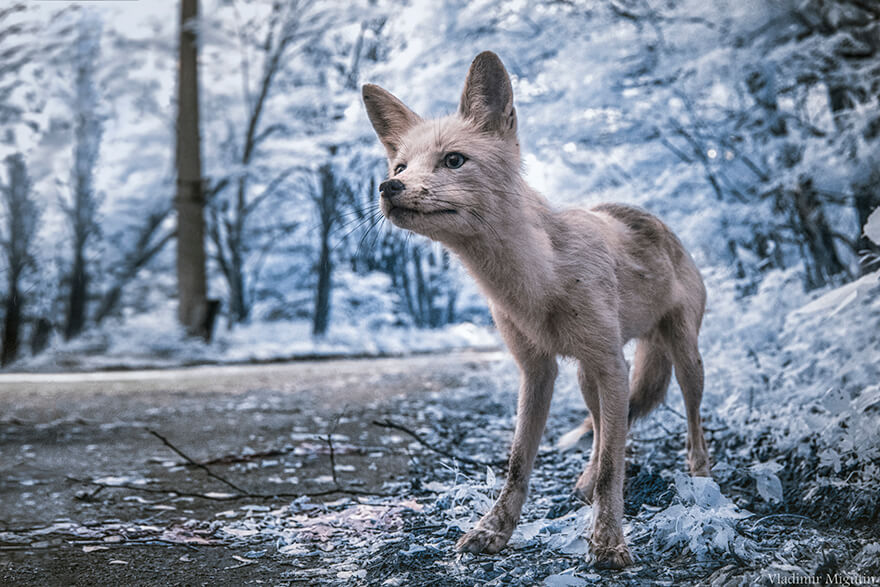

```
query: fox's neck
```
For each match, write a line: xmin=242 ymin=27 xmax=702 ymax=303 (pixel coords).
xmin=447 ymin=181 xmax=557 ymax=318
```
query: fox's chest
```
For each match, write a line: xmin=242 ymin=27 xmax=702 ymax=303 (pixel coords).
xmin=489 ymin=292 xmax=612 ymax=358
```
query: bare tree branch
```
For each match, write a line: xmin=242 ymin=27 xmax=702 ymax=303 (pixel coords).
xmin=372 ymin=418 xmax=508 ymax=469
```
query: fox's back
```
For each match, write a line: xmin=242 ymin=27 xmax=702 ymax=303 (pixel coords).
xmin=560 ymin=203 xmax=705 ymax=342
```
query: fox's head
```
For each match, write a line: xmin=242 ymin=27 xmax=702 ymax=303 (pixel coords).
xmin=362 ymin=51 xmax=521 ymax=245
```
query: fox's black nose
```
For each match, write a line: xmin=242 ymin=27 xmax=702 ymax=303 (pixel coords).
xmin=379 ymin=179 xmax=405 ymax=198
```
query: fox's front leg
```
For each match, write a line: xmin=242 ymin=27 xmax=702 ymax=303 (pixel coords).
xmin=457 ymin=320 xmax=557 ymax=554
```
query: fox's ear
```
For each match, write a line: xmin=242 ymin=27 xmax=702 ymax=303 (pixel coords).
xmin=459 ymin=51 xmax=516 ymax=137
xmin=362 ymin=84 xmax=421 ymax=157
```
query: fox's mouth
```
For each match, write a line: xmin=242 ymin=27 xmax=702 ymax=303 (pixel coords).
xmin=388 ymin=205 xmax=457 ymax=217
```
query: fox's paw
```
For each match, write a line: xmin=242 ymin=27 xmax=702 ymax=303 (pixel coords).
xmin=688 ymin=446 xmax=711 ymax=477
xmin=455 ymin=526 xmax=511 ymax=554
xmin=589 ymin=541 xmax=633 ymax=569
xmin=455 ymin=510 xmax=515 ymax=554
xmin=573 ymin=468 xmax=597 ymax=503
xmin=589 ymin=525 xmax=632 ymax=569
xmin=689 ymin=457 xmax=711 ymax=478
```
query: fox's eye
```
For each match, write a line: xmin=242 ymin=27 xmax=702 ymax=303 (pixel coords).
xmin=394 ymin=163 xmax=406 ymax=175
xmin=443 ymin=152 xmax=467 ymax=169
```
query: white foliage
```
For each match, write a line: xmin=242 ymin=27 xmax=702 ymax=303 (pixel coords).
xmin=648 ymin=473 xmax=752 ymax=561
xmin=542 ymin=506 xmax=593 ymax=555
xmin=749 ymin=461 xmax=784 ymax=503
xmin=485 ymin=466 xmax=497 ymax=492
xmin=543 ymin=573 xmax=588 ymax=587
xmin=864 ymin=208 xmax=880 ymax=246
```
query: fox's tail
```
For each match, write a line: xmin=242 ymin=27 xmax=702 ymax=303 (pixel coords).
xmin=556 ymin=417 xmax=593 ymax=451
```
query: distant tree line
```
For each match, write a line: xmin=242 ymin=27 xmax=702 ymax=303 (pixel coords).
xmin=0 ymin=0 xmax=877 ymax=366
xmin=0 ymin=0 xmax=465 ymax=366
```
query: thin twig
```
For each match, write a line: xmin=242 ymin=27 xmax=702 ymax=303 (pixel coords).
xmin=752 ymin=513 xmax=817 ymax=526
xmin=200 ymin=446 xmax=294 ymax=466
xmin=326 ymin=410 xmax=346 ymax=488
xmin=327 ymin=432 xmax=338 ymax=487
xmin=139 ymin=429 xmax=391 ymax=501
xmin=147 ymin=429 xmax=250 ymax=495
xmin=630 ymin=434 xmax=670 ymax=443
xmin=660 ymin=404 xmax=687 ymax=420
xmin=372 ymin=418 xmax=507 ymax=469
xmin=68 ymin=476 xmax=241 ymax=501
xmin=67 ymin=476 xmax=390 ymax=501
xmin=703 ymin=423 xmax=729 ymax=433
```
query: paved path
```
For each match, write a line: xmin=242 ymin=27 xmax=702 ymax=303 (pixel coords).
xmin=0 ymin=350 xmax=505 ymax=586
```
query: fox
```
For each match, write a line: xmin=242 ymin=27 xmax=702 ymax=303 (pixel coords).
xmin=362 ymin=51 xmax=709 ymax=569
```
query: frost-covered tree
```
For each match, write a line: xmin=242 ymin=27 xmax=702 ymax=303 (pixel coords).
xmin=87 ymin=6 xmax=181 ymax=326
xmin=61 ymin=13 xmax=103 ymax=340
xmin=309 ymin=156 xmax=350 ymax=336
xmin=201 ymin=0 xmax=401 ymax=328
xmin=0 ymin=154 xmax=39 ymax=366
xmin=376 ymin=0 xmax=878 ymax=292
xmin=203 ymin=0 xmax=336 ymax=324
xmin=0 ymin=3 xmax=32 ymax=134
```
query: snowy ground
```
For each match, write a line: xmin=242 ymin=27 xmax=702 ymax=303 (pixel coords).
xmin=1 ymin=271 xmax=878 ymax=586
xmin=13 ymin=311 xmax=500 ymax=372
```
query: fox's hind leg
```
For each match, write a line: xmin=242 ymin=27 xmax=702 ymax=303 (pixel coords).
xmin=573 ymin=333 xmax=671 ymax=497
xmin=573 ymin=364 xmax=600 ymax=502
xmin=659 ymin=310 xmax=710 ymax=476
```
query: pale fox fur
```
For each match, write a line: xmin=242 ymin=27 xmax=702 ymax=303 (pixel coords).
xmin=362 ymin=51 xmax=709 ymax=569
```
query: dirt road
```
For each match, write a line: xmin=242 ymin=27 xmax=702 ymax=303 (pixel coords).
xmin=0 ymin=351 xmax=505 ymax=586
xmin=3 ymin=350 xmax=876 ymax=586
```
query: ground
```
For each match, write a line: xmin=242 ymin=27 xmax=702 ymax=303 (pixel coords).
xmin=1 ymin=351 xmax=877 ymax=586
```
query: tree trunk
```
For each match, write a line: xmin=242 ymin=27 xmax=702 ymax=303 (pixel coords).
xmin=227 ymin=249 xmax=249 ymax=324
xmin=30 ymin=317 xmax=51 ymax=356
xmin=412 ymin=246 xmax=428 ymax=327
xmin=64 ymin=248 xmax=87 ymax=340
xmin=1 ymin=154 xmax=38 ymax=362
xmin=1 ymin=285 xmax=21 ymax=366
xmin=853 ymin=164 xmax=880 ymax=274
xmin=313 ymin=230 xmax=332 ymax=336
xmin=312 ymin=164 xmax=337 ymax=336
xmin=176 ymin=0 xmax=210 ymax=339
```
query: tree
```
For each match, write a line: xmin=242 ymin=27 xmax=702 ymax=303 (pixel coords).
xmin=94 ymin=205 xmax=175 ymax=324
xmin=428 ymin=0 xmax=879 ymax=290
xmin=310 ymin=154 xmax=355 ymax=336
xmin=0 ymin=154 xmax=39 ymax=366
xmin=0 ymin=3 xmax=42 ymax=363
xmin=204 ymin=0 xmax=333 ymax=325
xmin=62 ymin=12 xmax=103 ymax=341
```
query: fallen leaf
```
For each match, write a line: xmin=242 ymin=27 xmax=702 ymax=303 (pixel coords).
xmin=398 ymin=499 xmax=424 ymax=512
xmin=161 ymin=526 xmax=218 ymax=545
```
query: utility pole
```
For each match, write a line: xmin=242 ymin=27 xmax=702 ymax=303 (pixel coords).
xmin=175 ymin=0 xmax=211 ymax=339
